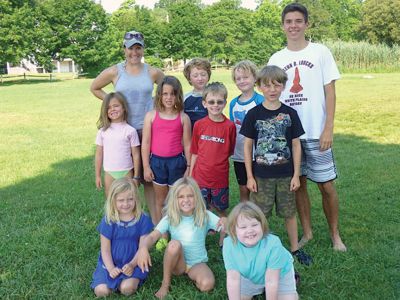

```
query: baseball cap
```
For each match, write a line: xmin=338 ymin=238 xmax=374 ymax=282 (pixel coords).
xmin=123 ymin=31 xmax=144 ymax=48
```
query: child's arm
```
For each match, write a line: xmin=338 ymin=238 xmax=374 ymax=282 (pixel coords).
xmin=182 ymin=113 xmax=192 ymax=176
xmin=141 ymin=111 xmax=155 ymax=182
xmin=121 ymin=234 xmax=148 ymax=276
xmin=226 ymin=270 xmax=241 ymax=300
xmin=244 ymin=137 xmax=257 ymax=192
xmin=100 ymin=234 xmax=122 ymax=279
xmin=290 ymin=138 xmax=301 ymax=192
xmin=131 ymin=145 xmax=141 ymax=186
xmin=137 ymin=230 xmax=162 ymax=273
xmin=95 ymin=145 xmax=103 ymax=189
xmin=265 ymin=268 xmax=280 ymax=300
xmin=189 ymin=154 xmax=197 ymax=176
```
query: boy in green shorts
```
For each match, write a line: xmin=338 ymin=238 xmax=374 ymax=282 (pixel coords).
xmin=240 ymin=65 xmax=312 ymax=265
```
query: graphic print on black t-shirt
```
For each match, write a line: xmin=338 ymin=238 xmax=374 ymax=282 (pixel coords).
xmin=254 ymin=113 xmax=291 ymax=166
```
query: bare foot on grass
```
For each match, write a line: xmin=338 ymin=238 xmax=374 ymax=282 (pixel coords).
xmin=298 ymin=235 xmax=312 ymax=248
xmin=332 ymin=235 xmax=347 ymax=252
xmin=155 ymin=284 xmax=169 ymax=299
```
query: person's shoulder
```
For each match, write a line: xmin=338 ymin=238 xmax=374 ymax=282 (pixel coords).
xmin=269 ymin=47 xmax=288 ymax=60
xmin=147 ymin=64 xmax=164 ymax=83
xmin=138 ymin=212 xmax=152 ymax=223
xmin=280 ymin=103 xmax=297 ymax=113
xmin=265 ymin=233 xmax=283 ymax=246
xmin=308 ymin=42 xmax=332 ymax=54
xmin=230 ymin=95 xmax=240 ymax=108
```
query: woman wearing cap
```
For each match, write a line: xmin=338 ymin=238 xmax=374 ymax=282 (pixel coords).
xmin=91 ymin=30 xmax=164 ymax=211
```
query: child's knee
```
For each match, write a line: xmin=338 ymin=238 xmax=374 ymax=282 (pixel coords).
xmin=94 ymin=284 xmax=111 ymax=297
xmin=119 ymin=280 xmax=137 ymax=296
xmin=166 ymin=240 xmax=182 ymax=255
xmin=197 ymin=276 xmax=215 ymax=292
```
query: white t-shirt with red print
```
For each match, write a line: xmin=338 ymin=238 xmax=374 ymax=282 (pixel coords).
xmin=268 ymin=42 xmax=340 ymax=139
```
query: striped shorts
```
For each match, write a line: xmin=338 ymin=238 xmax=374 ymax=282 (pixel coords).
xmin=300 ymin=139 xmax=338 ymax=183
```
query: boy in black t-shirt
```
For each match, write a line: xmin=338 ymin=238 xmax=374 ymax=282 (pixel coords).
xmin=240 ymin=65 xmax=312 ymax=265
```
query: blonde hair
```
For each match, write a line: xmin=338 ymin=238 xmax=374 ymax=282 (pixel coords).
xmin=154 ymin=76 xmax=184 ymax=112
xmin=202 ymin=82 xmax=228 ymax=102
xmin=97 ymin=92 xmax=129 ymax=130
xmin=104 ymin=177 xmax=142 ymax=224
xmin=183 ymin=58 xmax=212 ymax=85
xmin=256 ymin=65 xmax=288 ymax=87
xmin=231 ymin=60 xmax=258 ymax=82
xmin=163 ymin=177 xmax=208 ymax=227
xmin=227 ymin=202 xmax=269 ymax=244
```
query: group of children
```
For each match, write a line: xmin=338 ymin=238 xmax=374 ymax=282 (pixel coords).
xmin=91 ymin=55 xmax=304 ymax=298
xmin=90 ymin=2 xmax=346 ymax=299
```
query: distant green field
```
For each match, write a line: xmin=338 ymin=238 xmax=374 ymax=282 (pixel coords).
xmin=0 ymin=71 xmax=399 ymax=299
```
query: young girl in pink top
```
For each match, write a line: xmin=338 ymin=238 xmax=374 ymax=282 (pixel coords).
xmin=142 ymin=76 xmax=191 ymax=226
xmin=95 ymin=92 xmax=141 ymax=197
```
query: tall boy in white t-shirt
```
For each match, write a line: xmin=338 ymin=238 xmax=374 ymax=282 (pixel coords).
xmin=268 ymin=2 xmax=346 ymax=251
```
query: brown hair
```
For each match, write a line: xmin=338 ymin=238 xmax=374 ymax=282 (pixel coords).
xmin=154 ymin=75 xmax=184 ymax=112
xmin=227 ymin=202 xmax=269 ymax=244
xmin=202 ymin=82 xmax=228 ymax=102
xmin=183 ymin=58 xmax=211 ymax=85
xmin=97 ymin=92 xmax=129 ymax=130
xmin=256 ymin=65 xmax=288 ymax=87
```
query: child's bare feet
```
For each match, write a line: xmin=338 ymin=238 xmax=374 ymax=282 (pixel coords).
xmin=298 ymin=234 xmax=312 ymax=248
xmin=332 ymin=235 xmax=347 ymax=252
xmin=155 ymin=284 xmax=169 ymax=299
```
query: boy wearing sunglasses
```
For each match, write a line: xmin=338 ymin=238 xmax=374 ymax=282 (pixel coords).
xmin=189 ymin=82 xmax=236 ymax=246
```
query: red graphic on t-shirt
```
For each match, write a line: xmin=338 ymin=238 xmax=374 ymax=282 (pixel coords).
xmin=290 ymin=67 xmax=303 ymax=93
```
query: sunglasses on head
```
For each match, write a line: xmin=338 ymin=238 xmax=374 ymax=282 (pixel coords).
xmin=124 ymin=32 xmax=144 ymax=40
xmin=206 ymin=100 xmax=225 ymax=105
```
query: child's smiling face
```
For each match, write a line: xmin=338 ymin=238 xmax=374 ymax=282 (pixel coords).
xmin=235 ymin=214 xmax=263 ymax=247
xmin=189 ymin=67 xmax=209 ymax=92
xmin=178 ymin=185 xmax=196 ymax=216
xmin=234 ymin=68 xmax=256 ymax=94
xmin=108 ymin=98 xmax=125 ymax=122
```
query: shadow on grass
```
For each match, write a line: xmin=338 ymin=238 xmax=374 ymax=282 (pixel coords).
xmin=0 ymin=134 xmax=399 ymax=299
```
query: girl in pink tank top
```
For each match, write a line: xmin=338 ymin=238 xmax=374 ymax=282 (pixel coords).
xmin=142 ymin=76 xmax=192 ymax=226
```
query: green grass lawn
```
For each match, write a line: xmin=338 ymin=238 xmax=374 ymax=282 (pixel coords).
xmin=1 ymin=71 xmax=399 ymax=299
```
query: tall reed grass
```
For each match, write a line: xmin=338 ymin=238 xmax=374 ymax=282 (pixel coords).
xmin=325 ymin=40 xmax=400 ymax=73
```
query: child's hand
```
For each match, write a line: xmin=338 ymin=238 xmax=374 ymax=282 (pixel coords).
xmin=247 ymin=177 xmax=257 ymax=193
xmin=290 ymin=176 xmax=300 ymax=192
xmin=95 ymin=176 xmax=102 ymax=190
xmin=137 ymin=248 xmax=152 ymax=273
xmin=109 ymin=267 xmax=122 ymax=279
xmin=122 ymin=263 xmax=134 ymax=276
xmin=132 ymin=177 xmax=141 ymax=188
xmin=143 ymin=167 xmax=155 ymax=182
xmin=217 ymin=217 xmax=227 ymax=232
xmin=184 ymin=167 xmax=190 ymax=177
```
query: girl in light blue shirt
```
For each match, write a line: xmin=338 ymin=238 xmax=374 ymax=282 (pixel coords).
xmin=137 ymin=177 xmax=226 ymax=299
xmin=223 ymin=202 xmax=298 ymax=300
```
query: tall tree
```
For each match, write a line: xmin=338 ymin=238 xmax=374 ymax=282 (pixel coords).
xmin=164 ymin=0 xmax=205 ymax=62
xmin=249 ymin=0 xmax=284 ymax=65
xmin=0 ymin=1 xmax=37 ymax=67
xmin=361 ymin=0 xmax=400 ymax=46
xmin=31 ymin=0 xmax=107 ymax=72
xmin=284 ymin=0 xmax=362 ymax=41
xmin=203 ymin=0 xmax=253 ymax=65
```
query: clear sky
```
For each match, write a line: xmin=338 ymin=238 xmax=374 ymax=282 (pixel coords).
xmin=101 ymin=0 xmax=258 ymax=13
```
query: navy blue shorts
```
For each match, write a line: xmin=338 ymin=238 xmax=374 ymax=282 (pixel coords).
xmin=200 ymin=187 xmax=229 ymax=211
xmin=150 ymin=153 xmax=187 ymax=186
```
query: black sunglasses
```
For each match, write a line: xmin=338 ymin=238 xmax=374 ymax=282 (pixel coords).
xmin=124 ymin=32 xmax=144 ymax=40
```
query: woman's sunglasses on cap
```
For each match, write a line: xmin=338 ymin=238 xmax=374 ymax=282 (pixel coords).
xmin=124 ymin=32 xmax=144 ymax=40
